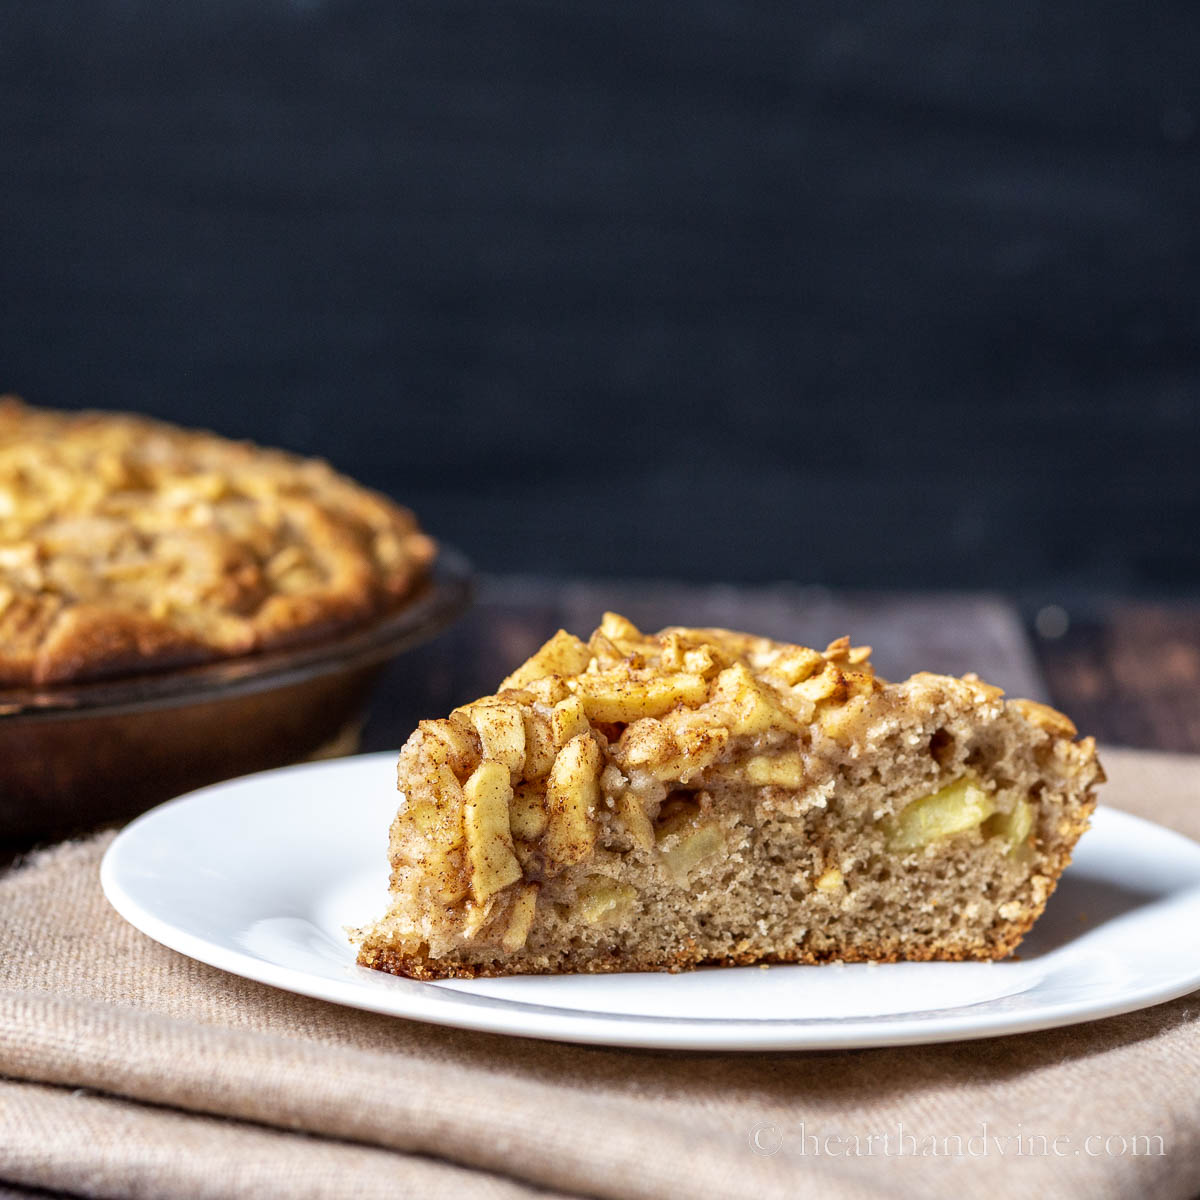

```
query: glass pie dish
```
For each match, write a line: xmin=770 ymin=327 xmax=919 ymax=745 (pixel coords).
xmin=0 ymin=547 xmax=472 ymax=842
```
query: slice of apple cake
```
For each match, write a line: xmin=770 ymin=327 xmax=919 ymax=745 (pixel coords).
xmin=355 ymin=613 xmax=1102 ymax=978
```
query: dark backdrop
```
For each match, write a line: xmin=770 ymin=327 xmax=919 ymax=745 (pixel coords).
xmin=2 ymin=2 xmax=1198 ymax=594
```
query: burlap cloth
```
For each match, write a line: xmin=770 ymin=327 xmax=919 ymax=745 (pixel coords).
xmin=1 ymin=746 xmax=1198 ymax=1199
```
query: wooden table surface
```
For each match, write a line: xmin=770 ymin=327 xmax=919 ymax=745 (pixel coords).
xmin=359 ymin=578 xmax=1200 ymax=759
xmin=3 ymin=579 xmax=1197 ymax=868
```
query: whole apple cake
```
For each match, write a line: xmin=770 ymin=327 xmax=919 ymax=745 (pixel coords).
xmin=356 ymin=613 xmax=1103 ymax=978
xmin=0 ymin=397 xmax=435 ymax=685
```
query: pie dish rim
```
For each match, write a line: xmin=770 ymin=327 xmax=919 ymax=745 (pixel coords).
xmin=0 ymin=546 xmax=473 ymax=720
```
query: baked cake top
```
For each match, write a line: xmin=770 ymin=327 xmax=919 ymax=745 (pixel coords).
xmin=493 ymin=610 xmax=1080 ymax=769
xmin=0 ymin=397 xmax=435 ymax=685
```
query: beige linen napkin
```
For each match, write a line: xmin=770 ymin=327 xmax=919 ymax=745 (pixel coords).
xmin=1 ymin=746 xmax=1198 ymax=1200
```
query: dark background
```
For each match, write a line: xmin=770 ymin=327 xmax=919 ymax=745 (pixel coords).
xmin=2 ymin=1 xmax=1198 ymax=596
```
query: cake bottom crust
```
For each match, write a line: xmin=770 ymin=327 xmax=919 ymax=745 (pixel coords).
xmin=358 ymin=921 xmax=1030 ymax=980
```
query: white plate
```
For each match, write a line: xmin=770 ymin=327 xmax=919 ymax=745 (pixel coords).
xmin=101 ymin=752 xmax=1200 ymax=1051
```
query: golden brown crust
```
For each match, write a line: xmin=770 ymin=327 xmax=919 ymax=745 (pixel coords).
xmin=0 ymin=397 xmax=435 ymax=685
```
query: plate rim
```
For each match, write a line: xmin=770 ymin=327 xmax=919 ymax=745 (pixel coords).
xmin=100 ymin=751 xmax=1200 ymax=1051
